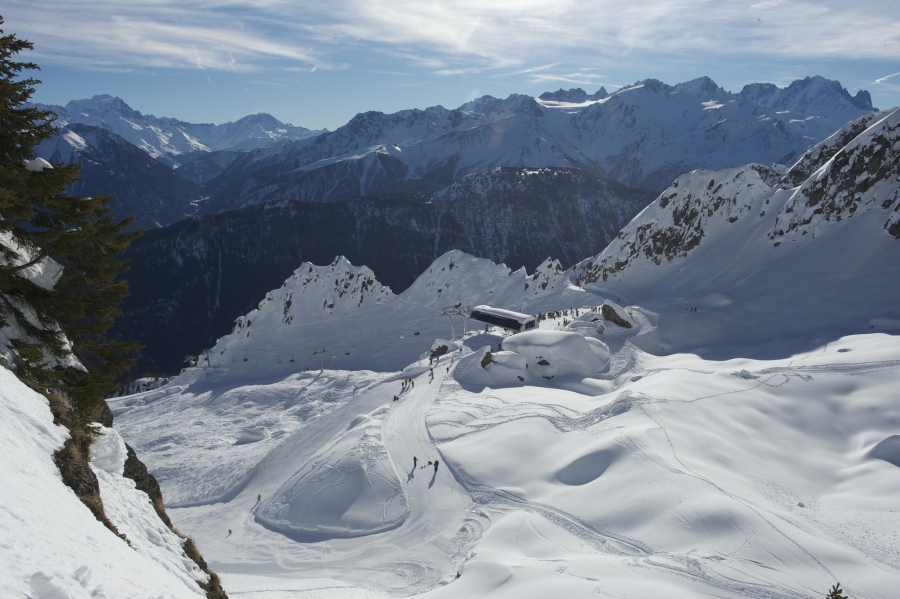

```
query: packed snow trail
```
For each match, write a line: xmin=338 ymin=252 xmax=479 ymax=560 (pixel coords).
xmin=157 ymin=358 xmax=481 ymax=597
xmin=377 ymin=357 xmax=484 ymax=588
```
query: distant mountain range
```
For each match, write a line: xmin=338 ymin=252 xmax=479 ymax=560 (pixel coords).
xmin=28 ymin=77 xmax=888 ymax=378
xmin=33 ymin=76 xmax=874 ymax=231
xmin=34 ymin=94 xmax=325 ymax=166
xmin=199 ymin=75 xmax=874 ymax=212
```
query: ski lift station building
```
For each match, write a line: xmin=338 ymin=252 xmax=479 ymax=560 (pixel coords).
xmin=470 ymin=305 xmax=537 ymax=332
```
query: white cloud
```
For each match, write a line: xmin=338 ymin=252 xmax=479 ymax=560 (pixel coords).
xmin=527 ymin=72 xmax=606 ymax=86
xmin=488 ymin=64 xmax=560 ymax=79
xmin=3 ymin=0 xmax=899 ymax=75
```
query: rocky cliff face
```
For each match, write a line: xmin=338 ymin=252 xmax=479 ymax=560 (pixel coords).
xmin=572 ymin=164 xmax=781 ymax=285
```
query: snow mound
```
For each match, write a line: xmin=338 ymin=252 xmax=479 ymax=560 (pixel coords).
xmin=454 ymin=347 xmax=527 ymax=389
xmin=556 ymin=448 xmax=617 ymax=485
xmin=503 ymin=330 xmax=609 ymax=379
xmin=256 ymin=407 xmax=409 ymax=540
xmin=234 ymin=425 xmax=269 ymax=445
xmin=90 ymin=424 xmax=127 ymax=474
xmin=869 ymin=435 xmax=900 ymax=467
xmin=426 ymin=338 xmax=463 ymax=360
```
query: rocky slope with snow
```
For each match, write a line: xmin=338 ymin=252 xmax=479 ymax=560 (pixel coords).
xmin=0 ymin=364 xmax=211 ymax=599
xmin=567 ymin=107 xmax=900 ymax=352
xmin=34 ymin=95 xmax=324 ymax=167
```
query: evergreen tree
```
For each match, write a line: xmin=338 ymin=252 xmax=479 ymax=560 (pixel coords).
xmin=826 ymin=583 xmax=848 ymax=599
xmin=0 ymin=17 xmax=140 ymax=415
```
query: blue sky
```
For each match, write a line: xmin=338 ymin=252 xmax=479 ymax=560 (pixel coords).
xmin=5 ymin=1 xmax=900 ymax=131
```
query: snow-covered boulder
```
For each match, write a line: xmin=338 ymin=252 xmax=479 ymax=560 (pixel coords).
xmin=428 ymin=339 xmax=462 ymax=359
xmin=601 ymin=302 xmax=634 ymax=330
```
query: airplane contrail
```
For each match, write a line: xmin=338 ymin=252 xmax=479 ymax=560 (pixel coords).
xmin=874 ymin=71 xmax=900 ymax=84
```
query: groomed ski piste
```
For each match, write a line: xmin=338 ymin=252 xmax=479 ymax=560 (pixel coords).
xmin=107 ymin=109 xmax=900 ymax=598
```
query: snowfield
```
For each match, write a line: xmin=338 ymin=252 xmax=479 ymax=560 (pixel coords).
xmin=105 ymin=107 xmax=900 ymax=598
xmin=111 ymin=325 xmax=900 ymax=599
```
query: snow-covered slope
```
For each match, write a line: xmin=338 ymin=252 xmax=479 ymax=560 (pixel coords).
xmin=112 ymin=318 xmax=900 ymax=599
xmin=0 ymin=366 xmax=208 ymax=598
xmin=202 ymin=76 xmax=874 ymax=211
xmin=35 ymin=95 xmax=324 ymax=167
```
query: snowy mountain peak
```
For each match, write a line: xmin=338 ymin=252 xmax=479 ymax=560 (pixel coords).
xmin=247 ymin=256 xmax=391 ymax=327
xmin=740 ymin=75 xmax=875 ymax=114
xmin=673 ymin=76 xmax=726 ymax=99
xmin=539 ymin=87 xmax=609 ymax=103
xmin=527 ymin=257 xmax=569 ymax=296
xmin=400 ymin=250 xmax=528 ymax=309
xmin=459 ymin=93 xmax=546 ymax=118
xmin=61 ymin=94 xmax=144 ymax=121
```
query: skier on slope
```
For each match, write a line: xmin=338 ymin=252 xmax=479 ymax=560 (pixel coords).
xmin=434 ymin=459 xmax=440 ymax=473
xmin=226 ymin=529 xmax=232 ymax=538
xmin=413 ymin=456 xmax=418 ymax=467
